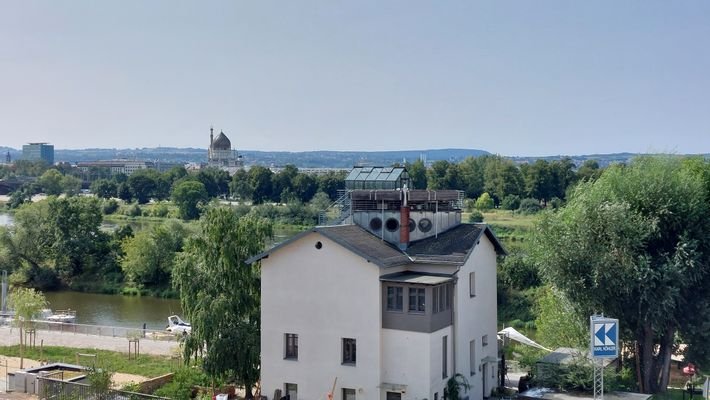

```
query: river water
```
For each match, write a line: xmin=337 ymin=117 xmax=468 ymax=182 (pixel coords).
xmin=44 ymin=291 xmax=182 ymax=331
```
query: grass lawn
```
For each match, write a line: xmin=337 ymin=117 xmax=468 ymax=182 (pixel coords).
xmin=481 ymin=209 xmax=538 ymax=230
xmin=0 ymin=345 xmax=177 ymax=377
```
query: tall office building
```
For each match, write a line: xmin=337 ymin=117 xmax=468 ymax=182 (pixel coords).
xmin=22 ymin=142 xmax=54 ymax=165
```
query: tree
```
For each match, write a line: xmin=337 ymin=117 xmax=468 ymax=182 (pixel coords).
xmin=458 ymin=156 xmax=485 ymax=199
xmin=534 ymin=287 xmax=587 ymax=349
xmin=474 ymin=192 xmax=494 ymax=210
xmin=197 ymin=167 xmax=230 ymax=199
xmin=116 ymin=182 xmax=132 ymax=202
xmin=91 ymin=179 xmax=117 ymax=199
xmin=121 ymin=222 xmax=187 ymax=286
xmin=172 ymin=181 xmax=208 ymax=220
xmin=127 ymin=172 xmax=157 ymax=204
xmin=292 ymin=173 xmax=318 ymax=203
xmin=8 ymin=287 xmax=48 ymax=368
xmin=60 ymin=174 xmax=82 ymax=196
xmin=173 ymin=208 xmax=272 ymax=398
xmin=483 ymin=156 xmax=524 ymax=204
xmin=37 ymin=169 xmax=64 ymax=195
xmin=248 ymin=166 xmax=273 ymax=204
xmin=406 ymin=159 xmax=427 ymax=189
xmin=576 ymin=159 xmax=602 ymax=182
xmin=530 ymin=156 xmax=710 ymax=393
xmin=316 ymin=170 xmax=346 ymax=200
xmin=230 ymin=169 xmax=252 ymax=201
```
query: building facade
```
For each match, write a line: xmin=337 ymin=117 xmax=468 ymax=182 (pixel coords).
xmin=22 ymin=142 xmax=54 ymax=165
xmin=208 ymin=127 xmax=242 ymax=170
xmin=251 ymin=169 xmax=505 ymax=400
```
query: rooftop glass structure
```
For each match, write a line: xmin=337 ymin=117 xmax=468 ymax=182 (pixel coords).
xmin=345 ymin=166 xmax=410 ymax=190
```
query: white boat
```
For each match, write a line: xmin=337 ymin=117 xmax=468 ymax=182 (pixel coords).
xmin=41 ymin=309 xmax=77 ymax=323
xmin=166 ymin=315 xmax=191 ymax=335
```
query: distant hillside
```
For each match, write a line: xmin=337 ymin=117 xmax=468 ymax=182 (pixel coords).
xmin=1 ymin=146 xmax=706 ymax=168
xmin=1 ymin=147 xmax=491 ymax=167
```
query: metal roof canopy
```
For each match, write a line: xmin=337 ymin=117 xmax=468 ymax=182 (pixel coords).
xmin=345 ymin=166 xmax=410 ymax=190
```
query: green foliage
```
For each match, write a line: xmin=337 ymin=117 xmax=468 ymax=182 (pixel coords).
xmin=530 ymin=156 xmax=710 ymax=393
xmin=128 ymin=172 xmax=157 ymax=204
xmin=518 ymin=198 xmax=541 ymax=214
xmin=92 ymin=179 xmax=118 ymax=199
xmin=102 ymin=199 xmax=119 ymax=215
xmin=8 ymin=287 xmax=48 ymax=323
xmin=173 ymin=208 xmax=272 ymax=395
xmin=154 ymin=367 xmax=211 ymax=400
xmin=474 ymin=192 xmax=494 ymax=210
xmin=406 ymin=159 xmax=427 ymax=189
xmin=445 ymin=373 xmax=471 ymax=399
xmin=534 ymin=287 xmax=586 ymax=349
xmin=499 ymin=253 xmax=540 ymax=290
xmin=121 ymin=221 xmax=187 ymax=286
xmin=172 ymin=180 xmax=208 ymax=220
xmin=468 ymin=210 xmax=484 ymax=223
xmin=501 ymin=194 xmax=521 ymax=210
xmin=87 ymin=365 xmax=114 ymax=396
xmin=37 ymin=169 xmax=65 ymax=195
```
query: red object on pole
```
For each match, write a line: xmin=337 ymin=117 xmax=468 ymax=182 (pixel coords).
xmin=683 ymin=363 xmax=696 ymax=376
xmin=400 ymin=206 xmax=410 ymax=248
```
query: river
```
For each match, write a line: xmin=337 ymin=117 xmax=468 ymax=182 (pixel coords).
xmin=44 ymin=291 xmax=182 ymax=330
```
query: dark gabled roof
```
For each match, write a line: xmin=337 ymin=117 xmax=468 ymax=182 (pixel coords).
xmin=247 ymin=223 xmax=506 ymax=267
xmin=211 ymin=131 xmax=231 ymax=150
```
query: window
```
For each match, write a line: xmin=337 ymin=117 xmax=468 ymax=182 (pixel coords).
xmin=386 ymin=393 xmax=402 ymax=400
xmin=469 ymin=271 xmax=476 ymax=297
xmin=470 ymin=339 xmax=476 ymax=376
xmin=434 ymin=393 xmax=438 ymax=400
xmin=386 ymin=287 xmax=403 ymax=311
xmin=433 ymin=284 xmax=452 ymax=314
xmin=408 ymin=288 xmax=425 ymax=312
xmin=342 ymin=388 xmax=356 ymax=400
xmin=482 ymin=334 xmax=489 ymax=347
xmin=342 ymin=338 xmax=356 ymax=365
xmin=442 ymin=335 xmax=448 ymax=379
xmin=284 ymin=333 xmax=298 ymax=360
xmin=285 ymin=383 xmax=297 ymax=400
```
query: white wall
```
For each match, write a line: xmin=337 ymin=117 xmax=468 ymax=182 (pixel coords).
xmin=381 ymin=328 xmax=430 ymax=400
xmin=428 ymin=326 xmax=452 ymax=400
xmin=454 ymin=234 xmax=498 ymax=400
xmin=261 ymin=232 xmax=382 ymax=400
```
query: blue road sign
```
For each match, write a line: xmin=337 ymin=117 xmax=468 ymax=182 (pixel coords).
xmin=590 ymin=317 xmax=619 ymax=358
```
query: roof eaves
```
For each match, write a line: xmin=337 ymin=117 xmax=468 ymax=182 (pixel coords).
xmin=245 ymin=228 xmax=317 ymax=265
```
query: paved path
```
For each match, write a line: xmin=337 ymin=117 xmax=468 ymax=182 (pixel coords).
xmin=0 ymin=327 xmax=179 ymax=356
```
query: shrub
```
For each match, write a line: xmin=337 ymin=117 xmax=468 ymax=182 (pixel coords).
xmin=501 ymin=194 xmax=521 ymax=211
xmin=475 ymin=192 xmax=494 ymax=210
xmin=549 ymin=197 xmax=563 ymax=209
xmin=468 ymin=210 xmax=484 ymax=223
xmin=126 ymin=204 xmax=142 ymax=217
xmin=518 ymin=198 xmax=542 ymax=214
xmin=152 ymin=203 xmax=169 ymax=218
xmin=102 ymin=199 xmax=119 ymax=215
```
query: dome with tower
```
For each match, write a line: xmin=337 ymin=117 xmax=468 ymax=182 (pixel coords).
xmin=207 ymin=126 xmax=242 ymax=171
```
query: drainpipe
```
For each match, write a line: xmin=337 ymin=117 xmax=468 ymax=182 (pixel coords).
xmin=381 ymin=199 xmax=385 ymax=241
xmin=1 ymin=270 xmax=7 ymax=313
xmin=451 ymin=268 xmax=459 ymax=380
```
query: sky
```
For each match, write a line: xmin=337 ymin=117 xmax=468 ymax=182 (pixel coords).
xmin=1 ymin=1 xmax=709 ymax=156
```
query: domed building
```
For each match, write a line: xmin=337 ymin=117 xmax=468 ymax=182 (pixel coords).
xmin=208 ymin=127 xmax=242 ymax=169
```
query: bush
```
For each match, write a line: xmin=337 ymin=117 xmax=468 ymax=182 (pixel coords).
xmin=518 ymin=198 xmax=542 ymax=214
xmin=549 ymin=197 xmax=563 ymax=209
xmin=501 ymin=194 xmax=521 ymax=210
xmin=125 ymin=204 xmax=142 ymax=217
xmin=468 ymin=210 xmax=484 ymax=223
xmin=154 ymin=367 xmax=211 ymax=400
xmin=152 ymin=203 xmax=169 ymax=218
xmin=499 ymin=253 xmax=540 ymax=289
xmin=475 ymin=192 xmax=494 ymax=210
xmin=102 ymin=199 xmax=119 ymax=215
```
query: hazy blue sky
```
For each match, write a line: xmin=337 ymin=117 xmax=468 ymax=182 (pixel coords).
xmin=1 ymin=1 xmax=709 ymax=155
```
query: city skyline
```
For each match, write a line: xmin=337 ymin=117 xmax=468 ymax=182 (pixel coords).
xmin=1 ymin=1 xmax=709 ymax=156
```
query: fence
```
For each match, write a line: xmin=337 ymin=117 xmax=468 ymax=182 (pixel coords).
xmin=37 ymin=376 xmax=170 ymax=400
xmin=18 ymin=320 xmax=179 ymax=342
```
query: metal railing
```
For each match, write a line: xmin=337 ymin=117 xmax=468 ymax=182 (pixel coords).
xmin=318 ymin=189 xmax=352 ymax=226
xmin=38 ymin=376 xmax=170 ymax=400
xmin=19 ymin=320 xmax=179 ymax=341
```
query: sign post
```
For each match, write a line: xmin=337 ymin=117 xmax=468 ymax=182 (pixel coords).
xmin=591 ymin=316 xmax=619 ymax=400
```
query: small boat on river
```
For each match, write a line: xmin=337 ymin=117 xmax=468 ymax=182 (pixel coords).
xmin=41 ymin=309 xmax=77 ymax=323
xmin=166 ymin=315 xmax=191 ymax=335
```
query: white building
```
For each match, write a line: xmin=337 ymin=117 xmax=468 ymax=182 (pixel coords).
xmin=250 ymin=169 xmax=506 ymax=400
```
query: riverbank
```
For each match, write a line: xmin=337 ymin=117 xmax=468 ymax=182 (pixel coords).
xmin=0 ymin=327 xmax=179 ymax=357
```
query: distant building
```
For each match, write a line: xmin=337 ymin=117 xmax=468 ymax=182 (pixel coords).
xmin=77 ymin=160 xmax=153 ymax=176
xmin=22 ymin=143 xmax=54 ymax=165
xmin=208 ymin=127 xmax=242 ymax=171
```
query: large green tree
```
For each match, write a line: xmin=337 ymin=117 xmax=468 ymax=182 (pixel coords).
xmin=173 ymin=208 xmax=272 ymax=397
xmin=121 ymin=221 xmax=187 ymax=286
xmin=172 ymin=180 xmax=208 ymax=220
xmin=531 ymin=156 xmax=710 ymax=393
